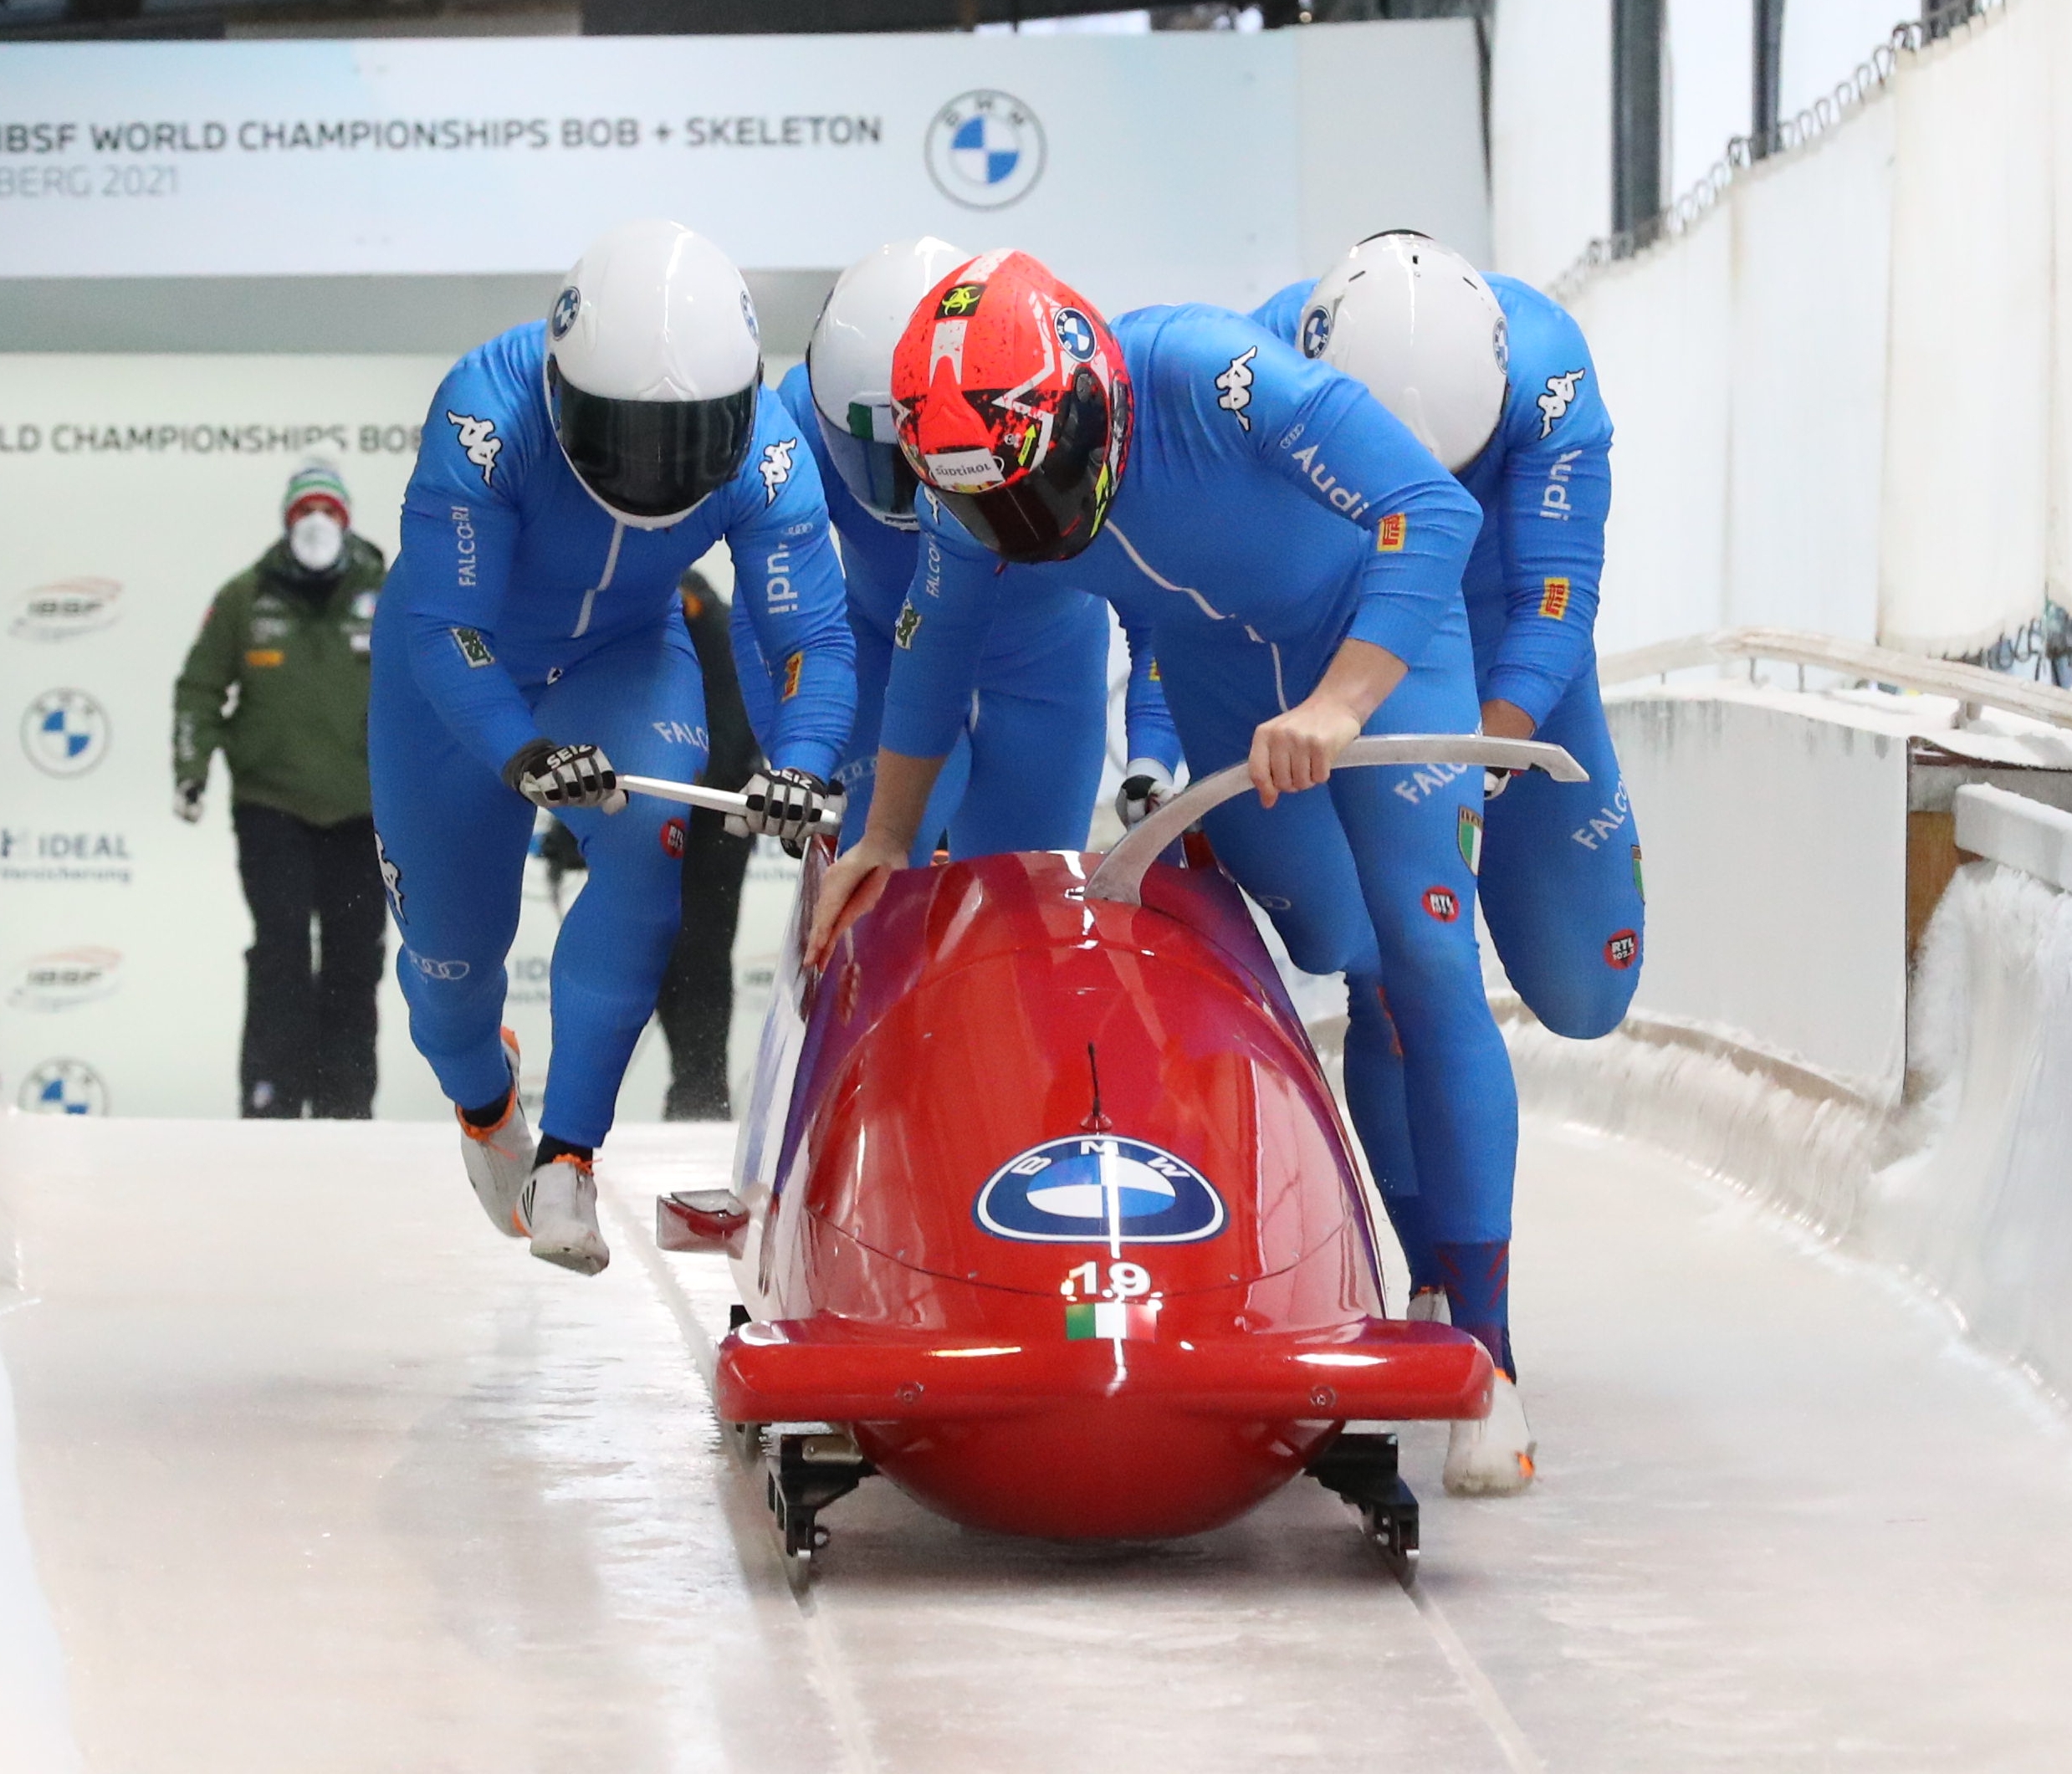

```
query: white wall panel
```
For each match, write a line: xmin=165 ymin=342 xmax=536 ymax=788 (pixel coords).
xmin=1607 ymin=688 xmax=1911 ymax=1098
xmin=1490 ymin=0 xmax=1611 ymax=288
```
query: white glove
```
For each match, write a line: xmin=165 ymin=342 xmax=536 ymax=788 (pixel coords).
xmin=1484 ymin=767 xmax=1514 ymax=800
xmin=173 ymin=781 xmax=204 ymax=823
xmin=1114 ymin=759 xmax=1175 ymax=830
xmin=726 ymin=767 xmax=835 ymax=857
xmin=502 ymin=740 xmax=627 ymax=814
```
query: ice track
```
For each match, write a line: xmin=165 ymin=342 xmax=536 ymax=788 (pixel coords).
xmin=5 ymin=1114 xmax=2072 ymax=1772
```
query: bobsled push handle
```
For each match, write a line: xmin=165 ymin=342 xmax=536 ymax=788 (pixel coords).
xmin=618 ymin=773 xmax=844 ymax=837
xmin=1083 ymin=734 xmax=1587 ymax=908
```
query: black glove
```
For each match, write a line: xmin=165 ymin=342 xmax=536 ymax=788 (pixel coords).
xmin=725 ymin=767 xmax=835 ymax=857
xmin=502 ymin=739 xmax=627 ymax=813
xmin=1114 ymin=759 xmax=1175 ymax=831
xmin=1484 ymin=767 xmax=1514 ymax=800
xmin=173 ymin=780 xmax=205 ymax=824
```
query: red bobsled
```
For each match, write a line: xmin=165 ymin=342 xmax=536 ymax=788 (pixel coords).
xmin=655 ymin=738 xmax=1582 ymax=1561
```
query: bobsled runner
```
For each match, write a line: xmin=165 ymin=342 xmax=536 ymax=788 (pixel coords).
xmin=648 ymin=736 xmax=1584 ymax=1567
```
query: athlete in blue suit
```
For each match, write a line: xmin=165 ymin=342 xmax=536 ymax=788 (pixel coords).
xmin=1254 ymin=234 xmax=1642 ymax=1315
xmin=371 ymin=222 xmax=854 ymax=1275
xmin=766 ymin=239 xmax=1179 ymax=862
xmin=806 ymin=249 xmax=1536 ymax=1494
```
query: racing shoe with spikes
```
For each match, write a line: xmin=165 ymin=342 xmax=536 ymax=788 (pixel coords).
xmin=1444 ymin=1373 xmax=1537 ymax=1496
xmin=520 ymin=1153 xmax=610 ymax=1276
xmin=457 ymin=1028 xmax=531 ymax=1238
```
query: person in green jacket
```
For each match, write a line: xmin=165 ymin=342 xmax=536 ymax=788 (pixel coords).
xmin=173 ymin=460 xmax=389 ymax=1119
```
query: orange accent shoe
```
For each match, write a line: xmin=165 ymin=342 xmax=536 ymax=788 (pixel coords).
xmin=456 ymin=1028 xmax=531 ymax=1238
xmin=1443 ymin=1372 xmax=1537 ymax=1496
xmin=519 ymin=1153 xmax=609 ymax=1276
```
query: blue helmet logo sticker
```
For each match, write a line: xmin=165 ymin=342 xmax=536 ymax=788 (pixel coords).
xmin=1300 ymin=304 xmax=1332 ymax=359
xmin=975 ymin=1137 xmax=1226 ymax=1245
xmin=1054 ymin=307 xmax=1096 ymax=361
xmin=550 ymin=285 xmax=581 ymax=340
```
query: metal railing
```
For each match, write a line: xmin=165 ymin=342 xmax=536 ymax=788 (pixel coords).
xmin=1598 ymin=626 xmax=2072 ymax=730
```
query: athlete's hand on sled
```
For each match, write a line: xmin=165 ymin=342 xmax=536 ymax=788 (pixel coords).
xmin=503 ymin=739 xmax=627 ymax=814
xmin=1114 ymin=759 xmax=1175 ymax=830
xmin=1248 ymin=637 xmax=1408 ymax=809
xmin=726 ymin=767 xmax=836 ymax=858
xmin=807 ymin=830 xmax=903 ymax=968
xmin=1249 ymin=698 xmax=1365 ymax=809
xmin=1479 ymin=698 xmax=1535 ymax=799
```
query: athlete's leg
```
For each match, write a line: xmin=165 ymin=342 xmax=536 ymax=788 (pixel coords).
xmin=1479 ymin=667 xmax=1645 ymax=1038
xmin=950 ymin=607 xmax=1109 ymax=856
xmin=531 ymin=621 xmax=710 ymax=1149
xmin=1159 ymin=644 xmax=1447 ymax=1289
xmin=836 ymin=617 xmax=972 ymax=866
xmin=1326 ymin=621 xmax=1521 ymax=1373
xmin=366 ymin=656 xmax=533 ymax=1115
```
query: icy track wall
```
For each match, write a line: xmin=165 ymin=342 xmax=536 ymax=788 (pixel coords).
xmin=1549 ymin=0 xmax=2072 ymax=672
xmin=1504 ymin=685 xmax=2072 ymax=1401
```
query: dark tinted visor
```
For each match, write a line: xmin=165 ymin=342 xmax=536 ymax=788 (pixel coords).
xmin=549 ymin=359 xmax=757 ymax=521
xmin=817 ymin=404 xmax=919 ymax=529
xmin=934 ymin=371 xmax=1112 ymax=565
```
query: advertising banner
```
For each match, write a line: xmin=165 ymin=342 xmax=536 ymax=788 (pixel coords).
xmin=0 ymin=25 xmax=1487 ymax=312
xmin=0 ymin=350 xmax=806 ymax=1121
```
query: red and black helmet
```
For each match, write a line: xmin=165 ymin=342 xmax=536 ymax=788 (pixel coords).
xmin=889 ymin=250 xmax=1131 ymax=565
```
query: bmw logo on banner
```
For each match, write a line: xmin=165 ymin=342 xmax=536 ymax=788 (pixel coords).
xmin=926 ymin=90 xmax=1046 ymax=210
xmin=975 ymin=1137 xmax=1226 ymax=1245
xmin=21 ymin=688 xmax=109 ymax=776
xmin=18 ymin=1059 xmax=109 ymax=1116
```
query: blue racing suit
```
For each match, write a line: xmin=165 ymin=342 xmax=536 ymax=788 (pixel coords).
xmin=370 ymin=322 xmax=855 ymax=1148
xmin=882 ymin=303 xmax=1523 ymax=1367
xmin=1255 ymin=274 xmax=1642 ymax=1302
xmin=773 ymin=362 xmax=1178 ymax=863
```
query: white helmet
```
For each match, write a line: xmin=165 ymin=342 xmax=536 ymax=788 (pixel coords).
xmin=545 ymin=219 xmax=763 ymax=529
xmin=806 ymin=236 xmax=969 ymax=529
xmin=1299 ymin=232 xmax=1508 ymax=473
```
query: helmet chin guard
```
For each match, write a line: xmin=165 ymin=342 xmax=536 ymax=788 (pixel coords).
xmin=809 ymin=237 xmax=970 ymax=530
xmin=545 ymin=219 xmax=763 ymax=528
xmin=1302 ymin=232 xmax=1508 ymax=474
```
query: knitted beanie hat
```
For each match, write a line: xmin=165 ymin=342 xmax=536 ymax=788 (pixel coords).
xmin=283 ymin=458 xmax=351 ymax=528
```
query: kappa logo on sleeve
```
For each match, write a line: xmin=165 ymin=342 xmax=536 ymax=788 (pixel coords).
xmin=449 ymin=626 xmax=495 ymax=668
xmin=1375 ymin=513 xmax=1408 ymax=553
xmin=760 ymin=437 xmax=798 ymax=505
xmin=893 ymin=601 xmax=923 ymax=649
xmin=1539 ymin=576 xmax=1572 ymax=620
xmin=1215 ymin=347 xmax=1257 ymax=432
xmin=446 ymin=411 xmax=502 ymax=485
xmin=1535 ymin=368 xmax=1587 ymax=439
xmin=781 ymin=651 xmax=805 ymax=700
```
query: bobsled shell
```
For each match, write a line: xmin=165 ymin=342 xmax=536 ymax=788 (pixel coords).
xmin=715 ymin=1315 xmax=1491 ymax=1538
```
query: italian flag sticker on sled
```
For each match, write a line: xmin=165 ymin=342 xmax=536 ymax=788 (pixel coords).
xmin=1066 ymin=1301 xmax=1160 ymax=1342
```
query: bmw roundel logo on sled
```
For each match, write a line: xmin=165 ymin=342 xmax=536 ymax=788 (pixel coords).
xmin=926 ymin=90 xmax=1046 ymax=211
xmin=975 ymin=1137 xmax=1226 ymax=1245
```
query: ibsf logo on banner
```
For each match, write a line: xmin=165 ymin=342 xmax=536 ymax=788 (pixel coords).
xmin=8 ymin=945 xmax=122 ymax=1010
xmin=17 ymin=1058 xmax=110 ymax=1116
xmin=21 ymin=689 xmax=110 ymax=776
xmin=926 ymin=90 xmax=1046 ymax=210
xmin=9 ymin=578 xmax=122 ymax=642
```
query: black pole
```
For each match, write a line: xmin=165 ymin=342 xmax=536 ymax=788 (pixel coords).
xmin=1752 ymin=0 xmax=1785 ymax=157
xmin=1611 ymin=0 xmax=1664 ymax=248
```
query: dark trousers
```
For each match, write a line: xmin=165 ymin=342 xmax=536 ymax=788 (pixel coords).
xmin=653 ymin=808 xmax=752 ymax=1121
xmin=232 ymin=804 xmax=385 ymax=1119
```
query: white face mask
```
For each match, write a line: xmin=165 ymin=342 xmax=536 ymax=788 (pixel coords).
xmin=289 ymin=511 xmax=345 ymax=573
